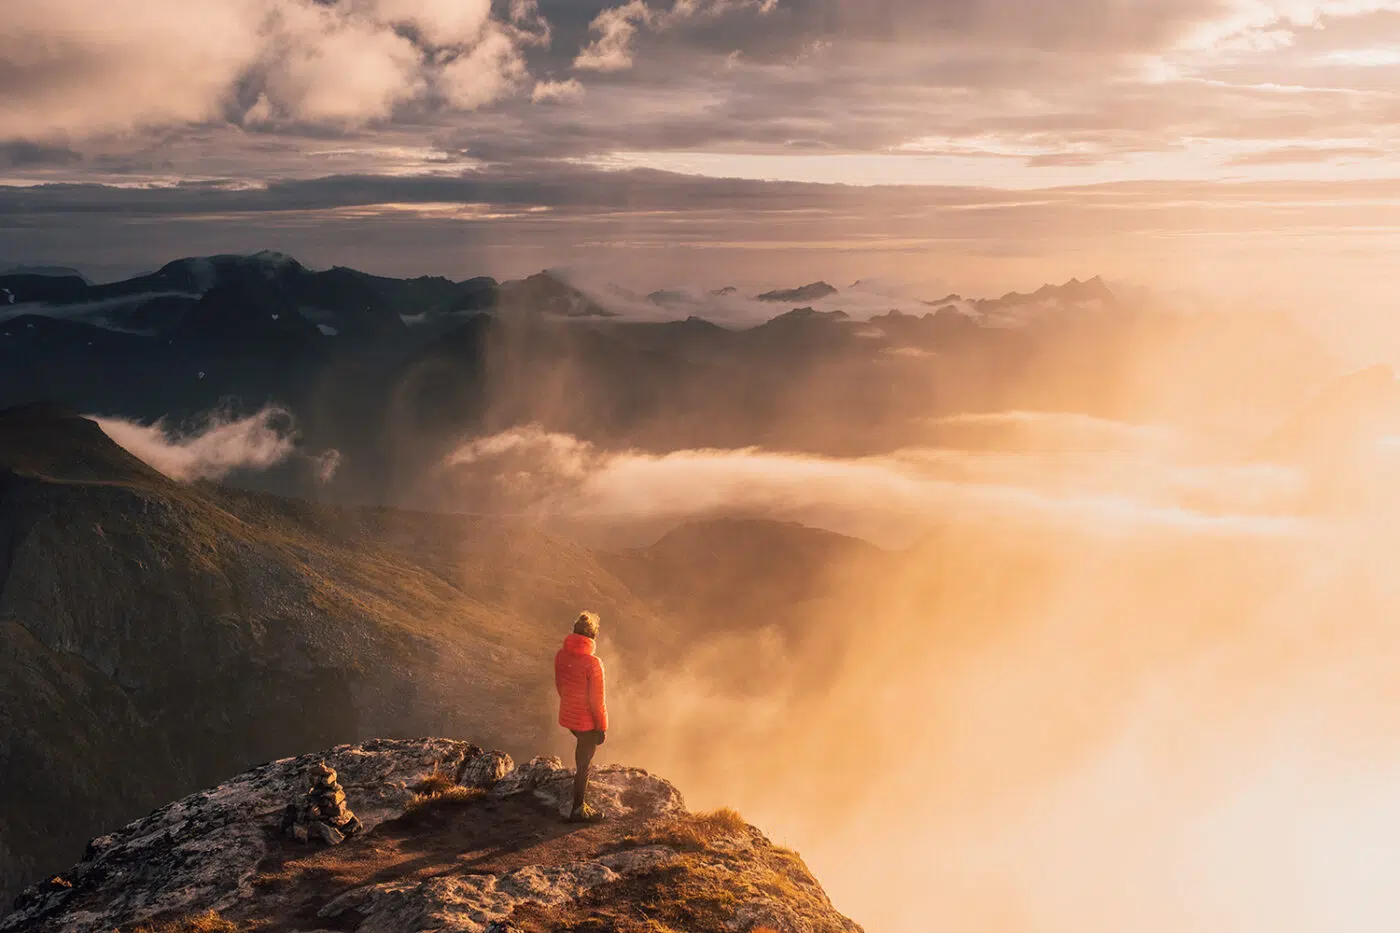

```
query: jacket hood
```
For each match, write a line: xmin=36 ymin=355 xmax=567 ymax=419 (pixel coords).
xmin=562 ymin=633 xmax=596 ymax=656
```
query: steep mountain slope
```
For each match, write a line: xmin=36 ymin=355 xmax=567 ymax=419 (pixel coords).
xmin=605 ymin=519 xmax=880 ymax=641
xmin=0 ymin=404 xmax=883 ymax=910
xmin=5 ymin=739 xmax=861 ymax=933
xmin=1256 ymin=363 xmax=1400 ymax=463
xmin=0 ymin=405 xmax=673 ymax=905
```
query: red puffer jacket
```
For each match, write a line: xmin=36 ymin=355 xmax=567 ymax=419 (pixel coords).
xmin=555 ymin=634 xmax=608 ymax=732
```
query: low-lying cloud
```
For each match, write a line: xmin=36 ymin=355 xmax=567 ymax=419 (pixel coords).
xmin=94 ymin=406 xmax=339 ymax=483
xmin=0 ymin=293 xmax=195 ymax=334
xmin=441 ymin=421 xmax=1305 ymax=546
xmin=553 ymin=270 xmax=956 ymax=328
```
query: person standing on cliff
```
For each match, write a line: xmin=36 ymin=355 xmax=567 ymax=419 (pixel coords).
xmin=555 ymin=610 xmax=609 ymax=823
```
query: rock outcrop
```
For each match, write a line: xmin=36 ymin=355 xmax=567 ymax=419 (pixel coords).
xmin=280 ymin=762 xmax=364 ymax=845
xmin=3 ymin=738 xmax=861 ymax=933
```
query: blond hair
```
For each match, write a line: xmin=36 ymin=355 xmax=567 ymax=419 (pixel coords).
xmin=573 ymin=611 xmax=601 ymax=639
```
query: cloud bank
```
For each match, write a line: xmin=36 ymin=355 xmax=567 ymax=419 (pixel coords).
xmin=1 ymin=0 xmax=550 ymax=140
xmin=563 ymin=393 xmax=1400 ymax=933
xmin=440 ymin=422 xmax=1304 ymax=546
xmin=94 ymin=406 xmax=340 ymax=482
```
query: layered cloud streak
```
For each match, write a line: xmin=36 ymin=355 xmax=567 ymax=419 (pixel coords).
xmin=440 ymin=419 xmax=1306 ymax=546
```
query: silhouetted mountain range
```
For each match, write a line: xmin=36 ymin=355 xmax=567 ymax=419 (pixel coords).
xmin=0 ymin=265 xmax=87 ymax=281
xmin=757 ymin=281 xmax=839 ymax=302
xmin=0 ymin=253 xmax=1335 ymax=504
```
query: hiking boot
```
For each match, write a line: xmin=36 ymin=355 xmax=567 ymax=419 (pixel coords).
xmin=565 ymin=803 xmax=606 ymax=823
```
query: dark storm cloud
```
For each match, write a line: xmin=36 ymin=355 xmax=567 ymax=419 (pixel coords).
xmin=533 ymin=0 xmax=1228 ymax=64
xmin=0 ymin=141 xmax=83 ymax=168
xmin=4 ymin=165 xmax=1398 ymax=223
xmin=0 ymin=166 xmax=882 ymax=217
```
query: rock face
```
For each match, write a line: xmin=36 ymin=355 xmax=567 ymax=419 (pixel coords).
xmin=490 ymin=754 xmax=686 ymax=818
xmin=2 ymin=739 xmax=492 ymax=932
xmin=2 ymin=739 xmax=861 ymax=933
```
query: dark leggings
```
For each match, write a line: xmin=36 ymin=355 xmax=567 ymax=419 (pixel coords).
xmin=570 ymin=729 xmax=604 ymax=810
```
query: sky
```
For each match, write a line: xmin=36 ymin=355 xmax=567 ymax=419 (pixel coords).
xmin=2 ymin=0 xmax=1399 ymax=326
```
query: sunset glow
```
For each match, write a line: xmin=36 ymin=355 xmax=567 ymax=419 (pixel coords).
xmin=5 ymin=4 xmax=1400 ymax=933
xmin=3 ymin=0 xmax=1398 ymax=339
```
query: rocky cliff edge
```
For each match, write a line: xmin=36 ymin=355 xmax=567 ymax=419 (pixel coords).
xmin=3 ymin=738 xmax=861 ymax=933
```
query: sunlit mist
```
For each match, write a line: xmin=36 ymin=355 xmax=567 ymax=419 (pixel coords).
xmin=439 ymin=350 xmax=1400 ymax=933
xmin=8 ymin=0 xmax=1400 ymax=929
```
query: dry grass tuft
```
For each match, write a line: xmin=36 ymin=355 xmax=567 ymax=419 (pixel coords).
xmin=518 ymin=845 xmax=843 ymax=933
xmin=413 ymin=767 xmax=458 ymax=797
xmin=699 ymin=808 xmax=748 ymax=834
xmin=127 ymin=911 xmax=237 ymax=933
xmin=404 ymin=785 xmax=485 ymax=816
xmin=625 ymin=808 xmax=752 ymax=852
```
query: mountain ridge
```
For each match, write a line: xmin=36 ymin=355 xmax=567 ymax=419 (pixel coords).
xmin=3 ymin=250 xmax=1139 ymax=335
xmin=3 ymin=738 xmax=862 ymax=933
xmin=0 ymin=405 xmax=879 ymax=909
xmin=0 ymin=406 xmax=666 ymax=903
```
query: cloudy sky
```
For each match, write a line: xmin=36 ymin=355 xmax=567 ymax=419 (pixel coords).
xmin=2 ymin=0 xmax=1398 ymax=320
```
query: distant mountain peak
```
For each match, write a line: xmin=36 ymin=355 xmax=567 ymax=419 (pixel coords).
xmin=0 ymin=400 xmax=85 ymax=423
xmin=1258 ymin=364 xmax=1400 ymax=462
xmin=1034 ymin=275 xmax=1114 ymax=302
xmin=0 ymin=403 xmax=164 ymax=485
xmin=974 ymin=275 xmax=1118 ymax=316
xmin=762 ymin=306 xmax=851 ymax=326
xmin=498 ymin=270 xmax=616 ymax=318
xmin=756 ymin=282 xmax=838 ymax=303
xmin=247 ymin=249 xmax=299 ymax=267
xmin=1 ymin=265 xmax=89 ymax=282
xmin=646 ymin=288 xmax=688 ymax=305
xmin=149 ymin=252 xmax=308 ymax=295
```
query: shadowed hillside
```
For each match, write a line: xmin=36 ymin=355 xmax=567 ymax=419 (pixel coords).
xmin=0 ymin=406 xmax=670 ymax=903
xmin=0 ymin=404 xmax=881 ymax=909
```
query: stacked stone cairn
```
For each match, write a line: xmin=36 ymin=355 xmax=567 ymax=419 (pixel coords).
xmin=281 ymin=762 xmax=364 ymax=845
